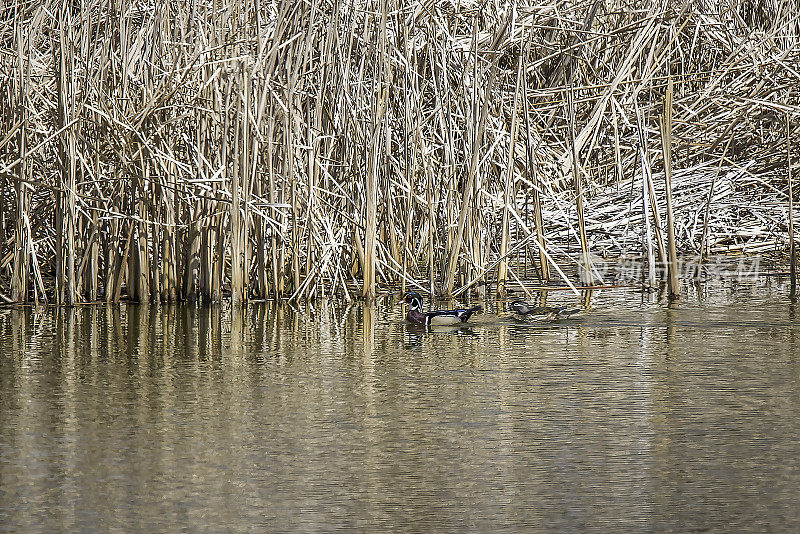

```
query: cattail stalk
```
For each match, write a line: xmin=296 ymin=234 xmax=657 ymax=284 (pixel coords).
xmin=661 ymin=76 xmax=680 ymax=299
xmin=11 ymin=22 xmax=28 ymax=303
xmin=55 ymin=8 xmax=77 ymax=305
xmin=362 ymin=3 xmax=387 ymax=300
xmin=637 ymin=104 xmax=657 ymax=288
xmin=230 ymin=62 xmax=245 ymax=305
xmin=789 ymin=112 xmax=796 ymax=300
xmin=700 ymin=122 xmax=736 ymax=264
xmin=522 ymin=49 xmax=548 ymax=281
xmin=568 ymin=87 xmax=593 ymax=285
xmin=498 ymin=52 xmax=524 ymax=297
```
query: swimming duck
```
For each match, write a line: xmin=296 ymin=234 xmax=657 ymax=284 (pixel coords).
xmin=508 ymin=299 xmax=582 ymax=322
xmin=400 ymin=291 xmax=482 ymax=326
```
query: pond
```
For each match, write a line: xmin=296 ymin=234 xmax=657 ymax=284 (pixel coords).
xmin=1 ymin=279 xmax=798 ymax=532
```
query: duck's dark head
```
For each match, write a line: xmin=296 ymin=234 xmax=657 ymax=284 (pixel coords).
xmin=509 ymin=299 xmax=531 ymax=315
xmin=400 ymin=291 xmax=424 ymax=311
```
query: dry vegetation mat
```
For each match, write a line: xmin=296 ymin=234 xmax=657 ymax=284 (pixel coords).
xmin=1 ymin=0 xmax=798 ymax=304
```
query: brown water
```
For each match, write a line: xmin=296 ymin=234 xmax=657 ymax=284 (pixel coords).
xmin=1 ymin=280 xmax=799 ymax=532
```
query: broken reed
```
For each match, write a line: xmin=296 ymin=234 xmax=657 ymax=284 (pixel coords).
xmin=1 ymin=0 xmax=799 ymax=305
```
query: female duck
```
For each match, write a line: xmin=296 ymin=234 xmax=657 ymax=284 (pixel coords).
xmin=508 ymin=299 xmax=582 ymax=322
xmin=400 ymin=291 xmax=482 ymax=326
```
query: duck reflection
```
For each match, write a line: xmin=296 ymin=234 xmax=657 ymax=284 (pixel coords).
xmin=403 ymin=321 xmax=476 ymax=348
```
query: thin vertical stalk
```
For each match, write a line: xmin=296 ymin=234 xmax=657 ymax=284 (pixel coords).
xmin=645 ymin=165 xmax=668 ymax=267
xmin=55 ymin=8 xmax=77 ymax=304
xmin=661 ymin=76 xmax=680 ymax=299
xmin=498 ymin=51 xmax=524 ymax=297
xmin=426 ymin=161 xmax=434 ymax=297
xmin=88 ymin=206 xmax=99 ymax=301
xmin=254 ymin=141 xmax=266 ymax=299
xmin=163 ymin=163 xmax=177 ymax=302
xmin=242 ymin=23 xmax=252 ymax=301
xmin=568 ymin=87 xmax=593 ymax=285
xmin=522 ymin=47 xmax=548 ymax=281
xmin=363 ymin=1 xmax=387 ymax=301
xmin=212 ymin=72 xmax=233 ymax=303
xmin=612 ymin=97 xmax=623 ymax=185
xmin=11 ymin=21 xmax=28 ymax=303
xmin=231 ymin=62 xmax=245 ymax=305
xmin=268 ymin=118 xmax=280 ymax=298
xmin=789 ymin=112 xmax=796 ymax=301
xmin=638 ymin=100 xmax=667 ymax=269
xmin=135 ymin=151 xmax=151 ymax=301
xmin=400 ymin=13 xmax=414 ymax=294
xmin=287 ymin=47 xmax=300 ymax=297
xmin=198 ymin=83 xmax=211 ymax=301
xmin=636 ymin=104 xmax=657 ymax=289
xmin=24 ymin=212 xmax=46 ymax=302
xmin=183 ymin=217 xmax=201 ymax=302
xmin=700 ymin=124 xmax=736 ymax=264
xmin=113 ymin=223 xmax=134 ymax=303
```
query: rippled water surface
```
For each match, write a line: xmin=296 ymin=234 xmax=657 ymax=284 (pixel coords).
xmin=1 ymin=280 xmax=799 ymax=532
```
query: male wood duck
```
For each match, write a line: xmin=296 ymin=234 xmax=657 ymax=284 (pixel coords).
xmin=400 ymin=291 xmax=482 ymax=326
xmin=508 ymin=299 xmax=582 ymax=322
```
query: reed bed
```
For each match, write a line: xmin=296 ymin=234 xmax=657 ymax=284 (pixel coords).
xmin=0 ymin=0 xmax=798 ymax=304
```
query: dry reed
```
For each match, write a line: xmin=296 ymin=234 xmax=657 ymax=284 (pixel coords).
xmin=0 ymin=0 xmax=798 ymax=304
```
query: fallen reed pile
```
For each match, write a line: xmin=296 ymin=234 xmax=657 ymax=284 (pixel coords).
xmin=0 ymin=0 xmax=798 ymax=304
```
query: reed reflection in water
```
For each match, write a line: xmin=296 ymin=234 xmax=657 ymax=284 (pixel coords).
xmin=1 ymin=283 xmax=799 ymax=532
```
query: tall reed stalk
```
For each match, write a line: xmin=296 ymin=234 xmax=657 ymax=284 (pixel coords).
xmin=661 ymin=76 xmax=680 ymax=300
xmin=497 ymin=51 xmax=524 ymax=297
xmin=789 ymin=112 xmax=796 ymax=301
xmin=568 ymin=87 xmax=593 ymax=285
